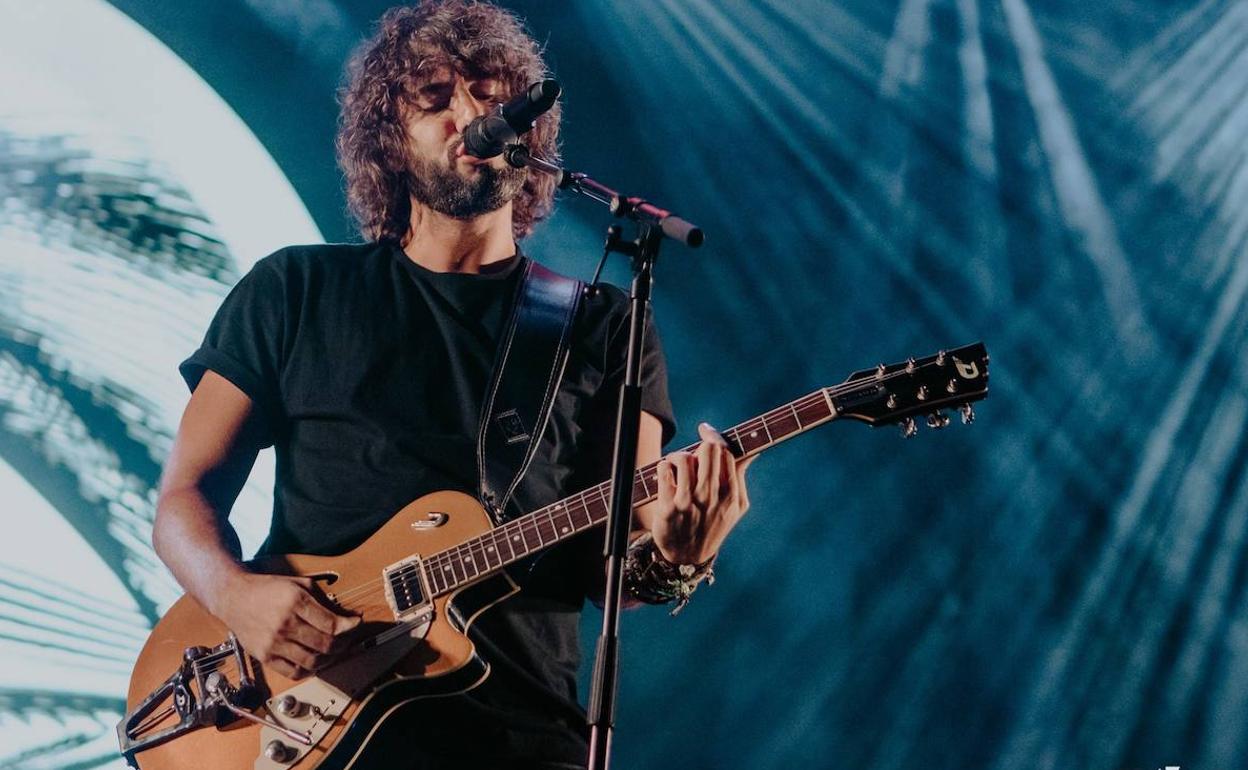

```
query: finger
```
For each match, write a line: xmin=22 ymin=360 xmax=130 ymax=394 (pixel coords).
xmin=695 ymin=437 xmax=714 ymax=503
xmin=295 ymin=589 xmax=360 ymax=637
xmin=735 ymin=455 xmax=756 ymax=512
xmin=671 ymin=451 xmax=693 ymax=510
xmin=696 ymin=431 xmax=722 ymax=508
xmin=722 ymin=449 xmax=740 ymax=507
xmin=332 ymin=611 xmax=362 ymax=636
xmin=698 ymin=421 xmax=728 ymax=447
xmin=268 ymin=657 xmax=303 ymax=680
xmin=657 ymin=458 xmax=676 ymax=507
xmin=288 ymin=617 xmax=335 ymax=655
xmin=273 ymin=640 xmax=323 ymax=672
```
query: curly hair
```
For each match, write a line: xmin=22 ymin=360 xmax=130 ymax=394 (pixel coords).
xmin=336 ymin=1 xmax=561 ymax=243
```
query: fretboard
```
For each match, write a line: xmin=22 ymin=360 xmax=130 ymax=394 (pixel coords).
xmin=419 ymin=388 xmax=838 ymax=597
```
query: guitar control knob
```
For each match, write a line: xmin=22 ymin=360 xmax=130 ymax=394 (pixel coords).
xmin=900 ymin=417 xmax=918 ymax=438
xmin=265 ymin=740 xmax=295 ymax=763
xmin=275 ymin=694 xmax=306 ymax=718
xmin=926 ymin=412 xmax=950 ymax=429
xmin=960 ymin=403 xmax=975 ymax=424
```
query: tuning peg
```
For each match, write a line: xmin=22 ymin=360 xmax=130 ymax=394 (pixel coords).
xmin=960 ymin=403 xmax=975 ymax=424
xmin=905 ymin=357 xmax=917 ymax=373
xmin=926 ymin=411 xmax=950 ymax=429
xmin=900 ymin=416 xmax=918 ymax=438
xmin=935 ymin=349 xmax=947 ymax=366
xmin=875 ymin=363 xmax=886 ymax=379
xmin=916 ymin=385 xmax=929 ymax=401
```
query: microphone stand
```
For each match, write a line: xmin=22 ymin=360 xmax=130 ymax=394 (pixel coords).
xmin=504 ymin=145 xmax=703 ymax=770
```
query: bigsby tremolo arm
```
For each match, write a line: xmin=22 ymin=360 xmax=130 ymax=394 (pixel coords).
xmin=117 ymin=632 xmax=308 ymax=767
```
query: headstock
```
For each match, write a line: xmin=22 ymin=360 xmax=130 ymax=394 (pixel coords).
xmin=827 ymin=342 xmax=989 ymax=436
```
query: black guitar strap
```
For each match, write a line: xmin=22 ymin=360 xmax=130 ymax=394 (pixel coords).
xmin=476 ymin=257 xmax=584 ymax=526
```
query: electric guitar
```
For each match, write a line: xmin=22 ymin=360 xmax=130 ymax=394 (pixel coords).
xmin=118 ymin=342 xmax=990 ymax=769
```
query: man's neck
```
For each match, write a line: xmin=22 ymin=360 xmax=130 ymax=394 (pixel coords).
xmin=400 ymin=201 xmax=517 ymax=274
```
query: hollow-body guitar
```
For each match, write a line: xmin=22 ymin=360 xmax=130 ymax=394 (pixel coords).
xmin=118 ymin=342 xmax=990 ymax=769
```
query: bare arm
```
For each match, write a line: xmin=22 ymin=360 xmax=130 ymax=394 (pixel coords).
xmin=153 ymin=370 xmax=260 ymax=614
xmin=153 ymin=370 xmax=357 ymax=679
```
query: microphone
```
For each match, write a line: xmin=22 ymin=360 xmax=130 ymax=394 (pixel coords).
xmin=463 ymin=79 xmax=561 ymax=159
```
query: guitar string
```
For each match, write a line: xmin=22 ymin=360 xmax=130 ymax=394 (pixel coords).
xmin=189 ymin=354 xmax=984 ymax=675
xmin=321 ymin=356 xmax=981 ymax=610
xmin=324 ymin=392 xmax=831 ymax=608
xmin=325 ymin=357 xmax=982 ymax=608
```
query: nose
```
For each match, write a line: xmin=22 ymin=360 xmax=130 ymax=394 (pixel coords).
xmin=450 ymin=79 xmax=490 ymax=135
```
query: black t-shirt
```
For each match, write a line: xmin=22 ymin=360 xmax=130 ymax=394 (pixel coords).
xmin=179 ymin=241 xmax=675 ymax=765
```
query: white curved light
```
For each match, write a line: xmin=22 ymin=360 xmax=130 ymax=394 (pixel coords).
xmin=0 ymin=2 xmax=324 ymax=766
xmin=0 ymin=0 xmax=323 ymax=265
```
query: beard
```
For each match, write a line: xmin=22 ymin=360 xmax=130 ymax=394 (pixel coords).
xmin=406 ymin=143 xmax=526 ymax=220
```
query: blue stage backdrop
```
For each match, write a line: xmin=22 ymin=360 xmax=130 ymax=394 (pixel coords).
xmin=0 ymin=1 xmax=1244 ymax=768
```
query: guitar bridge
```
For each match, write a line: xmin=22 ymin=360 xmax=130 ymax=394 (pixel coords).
xmin=116 ymin=632 xmax=262 ymax=766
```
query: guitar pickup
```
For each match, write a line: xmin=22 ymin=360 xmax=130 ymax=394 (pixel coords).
xmin=381 ymin=555 xmax=433 ymax=623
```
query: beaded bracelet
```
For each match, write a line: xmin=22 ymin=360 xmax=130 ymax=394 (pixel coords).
xmin=623 ymin=533 xmax=716 ymax=616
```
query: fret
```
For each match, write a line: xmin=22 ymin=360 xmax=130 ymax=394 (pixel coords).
xmin=437 ymin=557 xmax=455 ymax=591
xmin=521 ymin=520 xmax=540 ymax=551
xmin=459 ymin=547 xmax=480 ymax=581
xmin=569 ymin=496 xmax=592 ymax=529
xmin=820 ymin=387 xmax=835 ymax=417
xmin=789 ymin=402 xmax=804 ymax=429
xmin=638 ymin=467 xmax=658 ymax=502
xmin=509 ymin=526 xmax=528 ymax=559
xmin=532 ymin=516 xmax=550 ymax=547
xmin=735 ymin=419 xmax=770 ymax=453
xmin=481 ymin=532 xmax=501 ymax=569
xmin=499 ymin=525 xmax=517 ymax=562
xmin=426 ymin=560 xmax=442 ymax=594
xmin=631 ymin=477 xmax=647 ymax=505
xmin=798 ymin=396 xmax=831 ymax=424
xmin=766 ymin=409 xmax=799 ymax=439
xmin=554 ymin=508 xmax=575 ymax=538
xmin=595 ymin=485 xmax=612 ymax=523
xmin=540 ymin=515 xmax=560 ymax=542
xmin=449 ymin=548 xmax=468 ymax=584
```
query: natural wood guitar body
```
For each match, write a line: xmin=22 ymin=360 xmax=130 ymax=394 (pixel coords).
xmin=124 ymin=490 xmax=517 ymax=770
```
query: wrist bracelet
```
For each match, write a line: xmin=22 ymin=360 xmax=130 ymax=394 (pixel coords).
xmin=623 ymin=533 xmax=716 ymax=616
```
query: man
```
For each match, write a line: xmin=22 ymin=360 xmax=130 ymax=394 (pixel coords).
xmin=151 ymin=2 xmax=754 ymax=767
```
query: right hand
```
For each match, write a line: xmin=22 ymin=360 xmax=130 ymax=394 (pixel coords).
xmin=215 ymin=573 xmax=361 ymax=680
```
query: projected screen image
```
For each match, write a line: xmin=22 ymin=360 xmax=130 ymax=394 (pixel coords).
xmin=0 ymin=2 xmax=321 ymax=766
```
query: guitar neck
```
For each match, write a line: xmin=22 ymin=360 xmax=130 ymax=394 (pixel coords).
xmin=419 ymin=389 xmax=838 ymax=597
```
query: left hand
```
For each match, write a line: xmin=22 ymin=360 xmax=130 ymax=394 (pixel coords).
xmin=651 ymin=422 xmax=756 ymax=564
